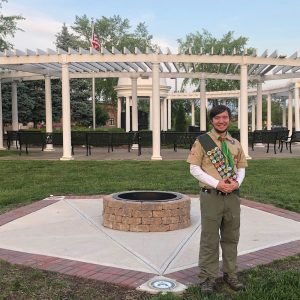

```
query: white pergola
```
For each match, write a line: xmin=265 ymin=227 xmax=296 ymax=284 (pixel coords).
xmin=0 ymin=46 xmax=300 ymax=160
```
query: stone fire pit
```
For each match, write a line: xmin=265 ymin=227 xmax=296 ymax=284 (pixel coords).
xmin=102 ymin=191 xmax=191 ymax=232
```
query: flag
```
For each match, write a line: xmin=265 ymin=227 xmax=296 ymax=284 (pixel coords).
xmin=91 ymin=23 xmax=100 ymax=50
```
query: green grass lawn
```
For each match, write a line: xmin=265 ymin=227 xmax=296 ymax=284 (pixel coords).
xmin=0 ymin=158 xmax=300 ymax=213
xmin=0 ymin=157 xmax=299 ymax=299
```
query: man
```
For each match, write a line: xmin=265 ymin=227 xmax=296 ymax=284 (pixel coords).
xmin=187 ymin=105 xmax=248 ymax=294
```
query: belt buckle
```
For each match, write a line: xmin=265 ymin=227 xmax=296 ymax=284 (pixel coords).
xmin=217 ymin=190 xmax=229 ymax=196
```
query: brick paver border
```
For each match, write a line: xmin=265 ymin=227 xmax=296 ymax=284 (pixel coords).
xmin=0 ymin=196 xmax=299 ymax=288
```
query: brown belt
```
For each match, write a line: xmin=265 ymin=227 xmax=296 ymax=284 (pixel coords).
xmin=201 ymin=188 xmax=239 ymax=196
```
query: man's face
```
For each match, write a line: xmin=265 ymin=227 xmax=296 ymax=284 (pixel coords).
xmin=211 ymin=110 xmax=230 ymax=134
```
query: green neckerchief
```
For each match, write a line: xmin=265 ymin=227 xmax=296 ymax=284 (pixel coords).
xmin=212 ymin=129 xmax=235 ymax=171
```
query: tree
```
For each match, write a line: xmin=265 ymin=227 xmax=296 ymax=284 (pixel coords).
xmin=177 ymin=29 xmax=255 ymax=117
xmin=175 ymin=103 xmax=188 ymax=132
xmin=178 ymin=30 xmax=254 ymax=92
xmin=21 ymin=81 xmax=45 ymax=125
xmin=1 ymin=82 xmax=12 ymax=123
xmin=121 ymin=21 xmax=153 ymax=53
xmin=55 ymin=23 xmax=79 ymax=51
xmin=1 ymin=81 xmax=43 ymax=126
xmin=50 ymin=79 xmax=63 ymax=122
xmin=95 ymin=104 xmax=109 ymax=127
xmin=0 ymin=0 xmax=25 ymax=50
xmin=70 ymin=79 xmax=93 ymax=126
xmin=262 ymin=97 xmax=283 ymax=127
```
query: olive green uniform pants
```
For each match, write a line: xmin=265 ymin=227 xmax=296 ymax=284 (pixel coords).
xmin=199 ymin=190 xmax=240 ymax=282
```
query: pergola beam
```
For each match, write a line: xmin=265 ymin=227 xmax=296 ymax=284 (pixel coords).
xmin=2 ymin=52 xmax=300 ymax=68
xmin=0 ymin=47 xmax=299 ymax=82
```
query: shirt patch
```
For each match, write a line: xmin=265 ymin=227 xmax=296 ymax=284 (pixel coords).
xmin=190 ymin=149 xmax=195 ymax=155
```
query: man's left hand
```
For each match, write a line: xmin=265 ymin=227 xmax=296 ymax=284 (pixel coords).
xmin=225 ymin=178 xmax=239 ymax=193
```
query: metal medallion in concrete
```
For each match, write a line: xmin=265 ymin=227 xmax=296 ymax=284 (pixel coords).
xmin=137 ymin=276 xmax=187 ymax=294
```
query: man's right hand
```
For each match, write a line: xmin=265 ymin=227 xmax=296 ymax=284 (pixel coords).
xmin=216 ymin=179 xmax=236 ymax=193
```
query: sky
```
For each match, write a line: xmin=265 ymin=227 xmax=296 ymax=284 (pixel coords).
xmin=3 ymin=0 xmax=300 ymax=56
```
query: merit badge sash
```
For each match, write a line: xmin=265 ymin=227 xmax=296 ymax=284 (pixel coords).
xmin=197 ymin=133 xmax=237 ymax=180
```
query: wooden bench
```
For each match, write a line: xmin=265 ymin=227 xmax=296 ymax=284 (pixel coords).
xmin=161 ymin=131 xmax=177 ymax=151
xmin=18 ymin=131 xmax=46 ymax=155
xmin=280 ymin=131 xmax=300 ymax=153
xmin=86 ymin=132 xmax=140 ymax=156
xmin=46 ymin=132 xmax=84 ymax=155
xmin=164 ymin=132 xmax=205 ymax=151
xmin=86 ymin=132 xmax=111 ymax=155
xmin=138 ymin=131 xmax=152 ymax=155
xmin=45 ymin=131 xmax=140 ymax=156
xmin=110 ymin=132 xmax=137 ymax=153
xmin=71 ymin=131 xmax=88 ymax=155
xmin=251 ymin=130 xmax=279 ymax=154
xmin=6 ymin=130 xmax=19 ymax=149
xmin=46 ymin=132 xmax=63 ymax=147
xmin=138 ymin=131 xmax=206 ymax=154
xmin=272 ymin=128 xmax=289 ymax=150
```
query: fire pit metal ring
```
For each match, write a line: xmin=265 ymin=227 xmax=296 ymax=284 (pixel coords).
xmin=112 ymin=191 xmax=183 ymax=202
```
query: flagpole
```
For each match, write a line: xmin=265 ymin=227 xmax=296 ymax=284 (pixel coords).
xmin=91 ymin=18 xmax=96 ymax=130
xmin=91 ymin=18 xmax=95 ymax=41
xmin=92 ymin=77 xmax=96 ymax=130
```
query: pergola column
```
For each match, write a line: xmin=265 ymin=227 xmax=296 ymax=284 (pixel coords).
xmin=256 ymin=81 xmax=263 ymax=130
xmin=240 ymin=64 xmax=249 ymax=158
xmin=191 ymin=100 xmax=195 ymax=126
xmin=288 ymin=90 xmax=293 ymax=134
xmin=44 ymin=75 xmax=54 ymax=151
xmin=125 ymin=96 xmax=130 ymax=132
xmin=282 ymin=98 xmax=287 ymax=127
xmin=267 ymin=93 xmax=272 ymax=130
xmin=11 ymin=81 xmax=18 ymax=131
xmin=167 ymin=97 xmax=172 ymax=130
xmin=251 ymin=98 xmax=256 ymax=132
xmin=200 ymin=78 xmax=206 ymax=131
xmin=237 ymin=97 xmax=240 ymax=129
xmin=60 ymin=61 xmax=73 ymax=161
xmin=131 ymin=77 xmax=138 ymax=132
xmin=117 ymin=97 xmax=122 ymax=128
xmin=149 ymin=96 xmax=152 ymax=130
xmin=163 ymin=97 xmax=168 ymax=131
xmin=151 ymin=62 xmax=162 ymax=160
xmin=160 ymin=98 xmax=164 ymax=130
xmin=294 ymin=83 xmax=300 ymax=131
xmin=0 ymin=80 xmax=5 ymax=150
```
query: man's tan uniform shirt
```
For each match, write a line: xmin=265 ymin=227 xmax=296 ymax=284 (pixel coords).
xmin=187 ymin=129 xmax=248 ymax=188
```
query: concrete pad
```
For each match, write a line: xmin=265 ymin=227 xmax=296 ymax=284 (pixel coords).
xmin=0 ymin=199 xmax=156 ymax=273
xmin=164 ymin=203 xmax=300 ymax=274
xmin=239 ymin=205 xmax=300 ymax=254
xmin=0 ymin=197 xmax=299 ymax=277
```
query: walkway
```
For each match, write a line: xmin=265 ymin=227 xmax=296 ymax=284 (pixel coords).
xmin=1 ymin=143 xmax=300 ymax=161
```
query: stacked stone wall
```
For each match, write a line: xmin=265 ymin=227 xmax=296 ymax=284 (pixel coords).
xmin=102 ymin=195 xmax=191 ymax=232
